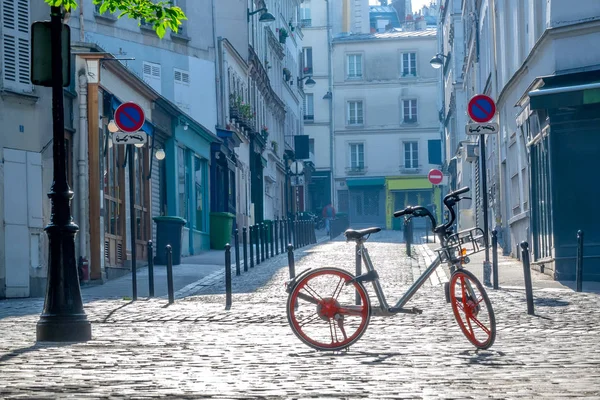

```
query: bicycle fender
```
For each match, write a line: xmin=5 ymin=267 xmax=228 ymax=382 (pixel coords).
xmin=285 ymin=268 xmax=313 ymax=293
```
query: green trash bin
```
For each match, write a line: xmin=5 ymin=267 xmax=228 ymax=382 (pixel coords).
xmin=210 ymin=212 xmax=235 ymax=250
xmin=153 ymin=216 xmax=187 ymax=265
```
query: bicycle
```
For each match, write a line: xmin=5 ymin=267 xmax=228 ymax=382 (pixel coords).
xmin=285 ymin=187 xmax=496 ymax=351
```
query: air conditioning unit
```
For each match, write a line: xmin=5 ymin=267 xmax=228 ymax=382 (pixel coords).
xmin=465 ymin=144 xmax=478 ymax=162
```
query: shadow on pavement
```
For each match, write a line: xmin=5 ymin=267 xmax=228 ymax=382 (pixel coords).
xmin=533 ymin=297 xmax=570 ymax=307
xmin=0 ymin=342 xmax=71 ymax=363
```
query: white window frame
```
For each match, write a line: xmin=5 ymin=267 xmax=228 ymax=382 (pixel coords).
xmin=401 ymin=52 xmax=417 ymax=77
xmin=2 ymin=0 xmax=32 ymax=92
xmin=347 ymin=100 xmax=364 ymax=125
xmin=349 ymin=142 xmax=365 ymax=170
xmin=347 ymin=54 xmax=363 ymax=79
xmin=304 ymin=93 xmax=314 ymax=120
xmin=403 ymin=141 xmax=419 ymax=169
xmin=402 ymin=99 xmax=418 ymax=123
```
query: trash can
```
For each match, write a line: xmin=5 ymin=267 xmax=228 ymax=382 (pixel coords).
xmin=153 ymin=216 xmax=186 ymax=265
xmin=209 ymin=212 xmax=235 ymax=250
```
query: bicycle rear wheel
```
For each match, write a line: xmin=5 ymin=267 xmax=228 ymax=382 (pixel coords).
xmin=449 ymin=269 xmax=496 ymax=349
xmin=286 ymin=267 xmax=371 ymax=351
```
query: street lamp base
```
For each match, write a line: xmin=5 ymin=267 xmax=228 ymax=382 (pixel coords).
xmin=36 ymin=316 xmax=91 ymax=342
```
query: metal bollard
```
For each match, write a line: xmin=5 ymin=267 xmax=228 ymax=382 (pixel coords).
xmin=576 ymin=230 xmax=584 ymax=292
xmin=147 ymin=240 xmax=154 ymax=298
xmin=262 ymin=223 xmax=267 ymax=261
xmin=492 ymin=230 xmax=499 ymax=290
xmin=249 ymin=226 xmax=255 ymax=269
xmin=166 ymin=245 xmax=174 ymax=305
xmin=234 ymin=229 xmax=240 ymax=276
xmin=280 ymin=219 xmax=285 ymax=254
xmin=242 ymin=227 xmax=248 ymax=272
xmin=225 ymin=243 xmax=232 ymax=309
xmin=270 ymin=222 xmax=275 ymax=257
xmin=274 ymin=218 xmax=279 ymax=255
xmin=520 ymin=242 xmax=535 ymax=315
xmin=287 ymin=244 xmax=295 ymax=279
xmin=405 ymin=219 xmax=412 ymax=257
xmin=256 ymin=225 xmax=261 ymax=265
xmin=426 ymin=218 xmax=429 ymax=243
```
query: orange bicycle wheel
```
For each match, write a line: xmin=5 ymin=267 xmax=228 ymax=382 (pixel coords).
xmin=449 ymin=269 xmax=496 ymax=349
xmin=286 ymin=267 xmax=371 ymax=351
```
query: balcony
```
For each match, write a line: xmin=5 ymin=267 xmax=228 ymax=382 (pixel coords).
xmin=303 ymin=115 xmax=314 ymax=122
xmin=346 ymin=166 xmax=367 ymax=175
xmin=303 ymin=67 xmax=313 ymax=76
xmin=400 ymin=165 xmax=422 ymax=174
xmin=300 ymin=19 xmax=312 ymax=28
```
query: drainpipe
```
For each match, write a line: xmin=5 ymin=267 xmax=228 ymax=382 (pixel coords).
xmin=79 ymin=0 xmax=85 ymax=41
xmin=326 ymin=0 xmax=335 ymax=207
xmin=78 ymin=71 xmax=89 ymax=261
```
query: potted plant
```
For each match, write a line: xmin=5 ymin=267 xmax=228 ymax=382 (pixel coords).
xmin=279 ymin=27 xmax=288 ymax=44
xmin=283 ymin=67 xmax=292 ymax=81
xmin=271 ymin=140 xmax=278 ymax=153
xmin=261 ymin=125 xmax=269 ymax=139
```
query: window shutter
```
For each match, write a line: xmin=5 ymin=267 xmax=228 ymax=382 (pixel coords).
xmin=174 ymin=68 xmax=190 ymax=113
xmin=2 ymin=0 xmax=31 ymax=91
xmin=26 ymin=151 xmax=43 ymax=228
xmin=142 ymin=62 xmax=162 ymax=94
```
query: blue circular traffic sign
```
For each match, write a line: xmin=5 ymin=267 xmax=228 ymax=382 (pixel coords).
xmin=468 ymin=94 xmax=496 ymax=123
xmin=114 ymin=102 xmax=145 ymax=133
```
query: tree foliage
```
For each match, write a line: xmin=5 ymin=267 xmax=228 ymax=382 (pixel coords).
xmin=44 ymin=0 xmax=187 ymax=38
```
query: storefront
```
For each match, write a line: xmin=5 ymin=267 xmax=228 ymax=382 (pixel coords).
xmin=164 ymin=116 xmax=220 ymax=256
xmin=342 ymin=177 xmax=386 ymax=227
xmin=519 ymin=69 xmax=600 ymax=281
xmin=386 ymin=177 xmax=441 ymax=230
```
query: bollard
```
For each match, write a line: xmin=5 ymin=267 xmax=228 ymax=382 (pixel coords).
xmin=270 ymin=222 xmax=275 ymax=257
xmin=234 ymin=229 xmax=240 ymax=276
xmin=520 ymin=242 xmax=535 ymax=315
xmin=242 ymin=227 xmax=248 ymax=272
xmin=261 ymin=223 xmax=267 ymax=261
xmin=280 ymin=219 xmax=285 ymax=254
xmin=256 ymin=225 xmax=261 ymax=265
xmin=225 ymin=243 xmax=232 ymax=309
xmin=274 ymin=218 xmax=279 ymax=255
xmin=166 ymin=245 xmax=174 ymax=305
xmin=287 ymin=244 xmax=295 ymax=279
xmin=576 ymin=230 xmax=584 ymax=292
xmin=491 ymin=230 xmax=499 ymax=290
xmin=147 ymin=240 xmax=155 ymax=298
xmin=405 ymin=219 xmax=412 ymax=257
xmin=426 ymin=218 xmax=429 ymax=244
xmin=288 ymin=218 xmax=292 ymax=246
xmin=249 ymin=226 xmax=255 ymax=269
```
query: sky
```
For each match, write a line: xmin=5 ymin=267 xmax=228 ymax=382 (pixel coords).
xmin=368 ymin=0 xmax=434 ymax=13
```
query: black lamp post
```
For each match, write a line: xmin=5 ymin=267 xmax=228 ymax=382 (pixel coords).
xmin=36 ymin=6 xmax=91 ymax=342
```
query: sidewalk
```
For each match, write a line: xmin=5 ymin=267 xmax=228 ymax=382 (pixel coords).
xmin=1 ymin=230 xmax=600 ymax=398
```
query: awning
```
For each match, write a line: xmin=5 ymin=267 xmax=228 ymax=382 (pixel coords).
xmin=346 ymin=177 xmax=385 ymax=188
xmin=527 ymin=70 xmax=600 ymax=110
xmin=111 ymin=96 xmax=154 ymax=136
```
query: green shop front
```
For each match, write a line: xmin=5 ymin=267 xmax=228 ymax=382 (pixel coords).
xmin=519 ymin=69 xmax=600 ymax=281
xmin=386 ymin=177 xmax=441 ymax=231
xmin=164 ymin=116 xmax=221 ymax=256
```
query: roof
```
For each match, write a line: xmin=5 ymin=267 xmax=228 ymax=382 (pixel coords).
xmin=333 ymin=29 xmax=437 ymax=43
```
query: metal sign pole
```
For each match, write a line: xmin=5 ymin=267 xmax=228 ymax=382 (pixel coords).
xmin=480 ymin=134 xmax=491 ymax=285
xmin=129 ymin=144 xmax=138 ymax=300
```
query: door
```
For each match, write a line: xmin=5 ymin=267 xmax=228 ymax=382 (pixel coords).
xmin=104 ymin=144 xmax=125 ymax=267
xmin=3 ymin=149 xmax=42 ymax=297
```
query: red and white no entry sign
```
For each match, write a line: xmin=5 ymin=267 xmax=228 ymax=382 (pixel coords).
xmin=428 ymin=169 xmax=443 ymax=185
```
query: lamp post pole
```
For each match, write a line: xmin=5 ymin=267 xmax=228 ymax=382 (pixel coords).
xmin=36 ymin=6 xmax=91 ymax=342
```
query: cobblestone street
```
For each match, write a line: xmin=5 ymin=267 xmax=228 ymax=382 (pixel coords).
xmin=1 ymin=232 xmax=600 ymax=399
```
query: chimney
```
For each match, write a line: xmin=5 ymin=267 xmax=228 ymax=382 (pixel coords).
xmin=391 ymin=0 xmax=406 ymax=26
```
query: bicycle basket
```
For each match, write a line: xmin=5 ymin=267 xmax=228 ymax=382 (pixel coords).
xmin=435 ymin=227 xmax=486 ymax=263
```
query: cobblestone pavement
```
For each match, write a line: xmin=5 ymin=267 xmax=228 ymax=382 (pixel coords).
xmin=1 ymin=231 xmax=600 ymax=399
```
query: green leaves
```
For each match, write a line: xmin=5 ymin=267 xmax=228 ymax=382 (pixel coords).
xmin=44 ymin=0 xmax=187 ymax=39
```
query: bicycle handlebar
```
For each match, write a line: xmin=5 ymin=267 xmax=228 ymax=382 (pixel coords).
xmin=393 ymin=187 xmax=471 ymax=234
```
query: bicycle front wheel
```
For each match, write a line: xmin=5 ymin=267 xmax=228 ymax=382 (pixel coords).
xmin=286 ymin=267 xmax=371 ymax=351
xmin=449 ymin=269 xmax=496 ymax=349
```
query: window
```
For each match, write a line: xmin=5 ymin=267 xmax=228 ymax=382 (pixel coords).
xmin=194 ymin=155 xmax=206 ymax=231
xmin=347 ymin=101 xmax=364 ymax=125
xmin=2 ymin=0 xmax=31 ymax=92
xmin=403 ymin=99 xmax=418 ymax=123
xmin=347 ymin=54 xmax=363 ymax=79
xmin=309 ymin=138 xmax=315 ymax=156
xmin=401 ymin=52 xmax=417 ymax=77
xmin=174 ymin=68 xmax=190 ymax=114
xmin=300 ymin=3 xmax=311 ymax=27
xmin=304 ymin=94 xmax=314 ymax=121
xmin=177 ymin=147 xmax=188 ymax=222
xmin=404 ymin=141 xmax=419 ymax=169
xmin=349 ymin=143 xmax=364 ymax=169
xmin=142 ymin=61 xmax=161 ymax=94
xmin=302 ymin=47 xmax=313 ymax=75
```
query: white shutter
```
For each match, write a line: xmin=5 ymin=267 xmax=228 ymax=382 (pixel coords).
xmin=142 ymin=61 xmax=162 ymax=94
xmin=2 ymin=0 xmax=31 ymax=92
xmin=26 ymin=151 xmax=43 ymax=228
xmin=174 ymin=68 xmax=190 ymax=114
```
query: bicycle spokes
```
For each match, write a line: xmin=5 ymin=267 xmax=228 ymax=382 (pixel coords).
xmin=287 ymin=268 xmax=371 ymax=351
xmin=449 ymin=270 xmax=496 ymax=349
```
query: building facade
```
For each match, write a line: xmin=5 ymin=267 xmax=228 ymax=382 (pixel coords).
xmin=332 ymin=29 xmax=441 ymax=229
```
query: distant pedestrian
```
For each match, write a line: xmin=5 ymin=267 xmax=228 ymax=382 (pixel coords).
xmin=322 ymin=203 xmax=336 ymax=235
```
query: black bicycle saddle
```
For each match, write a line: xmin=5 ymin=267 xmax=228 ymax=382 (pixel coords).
xmin=344 ymin=227 xmax=382 ymax=240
